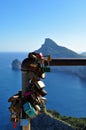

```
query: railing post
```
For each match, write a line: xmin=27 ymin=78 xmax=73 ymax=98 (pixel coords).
xmin=22 ymin=71 xmax=31 ymax=130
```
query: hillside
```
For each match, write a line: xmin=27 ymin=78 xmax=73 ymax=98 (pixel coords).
xmin=35 ymin=38 xmax=86 ymax=79
xmin=31 ymin=113 xmax=75 ymax=130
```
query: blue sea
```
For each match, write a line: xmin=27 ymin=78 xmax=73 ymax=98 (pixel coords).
xmin=0 ymin=52 xmax=86 ymax=129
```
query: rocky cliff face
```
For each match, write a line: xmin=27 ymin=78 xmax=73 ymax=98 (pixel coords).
xmin=31 ymin=113 xmax=75 ymax=130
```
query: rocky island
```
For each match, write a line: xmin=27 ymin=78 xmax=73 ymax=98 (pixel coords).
xmin=12 ymin=59 xmax=21 ymax=70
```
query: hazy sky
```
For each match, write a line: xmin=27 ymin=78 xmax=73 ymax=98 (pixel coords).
xmin=0 ymin=0 xmax=86 ymax=53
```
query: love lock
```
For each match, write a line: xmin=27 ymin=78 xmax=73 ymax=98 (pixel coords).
xmin=24 ymin=91 xmax=32 ymax=97
xmin=38 ymin=88 xmax=47 ymax=97
xmin=35 ymin=105 xmax=41 ymax=112
xmin=10 ymin=113 xmax=16 ymax=122
xmin=10 ymin=112 xmax=20 ymax=122
xmin=20 ymin=119 xmax=29 ymax=126
xmin=34 ymin=80 xmax=45 ymax=89
xmin=32 ymin=80 xmax=46 ymax=94
xmin=23 ymin=102 xmax=37 ymax=118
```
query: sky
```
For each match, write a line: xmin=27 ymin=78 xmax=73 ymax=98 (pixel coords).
xmin=0 ymin=0 xmax=86 ymax=53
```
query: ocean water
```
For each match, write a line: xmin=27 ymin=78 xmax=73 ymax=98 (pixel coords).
xmin=0 ymin=52 xmax=86 ymax=129
xmin=0 ymin=52 xmax=27 ymax=129
xmin=45 ymin=72 xmax=86 ymax=117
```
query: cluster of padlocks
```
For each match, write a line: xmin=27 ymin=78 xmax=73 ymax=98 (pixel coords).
xmin=8 ymin=52 xmax=51 ymax=127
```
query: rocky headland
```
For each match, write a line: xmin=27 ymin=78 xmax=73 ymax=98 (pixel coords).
xmin=35 ymin=38 xmax=86 ymax=79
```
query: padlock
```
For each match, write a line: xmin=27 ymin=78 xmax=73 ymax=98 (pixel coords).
xmin=38 ymin=88 xmax=47 ymax=96
xmin=41 ymin=73 xmax=46 ymax=79
xmin=10 ymin=112 xmax=20 ymax=122
xmin=31 ymin=80 xmax=46 ymax=97
xmin=34 ymin=80 xmax=45 ymax=90
xmin=24 ymin=91 xmax=32 ymax=97
xmin=35 ymin=105 xmax=41 ymax=111
xmin=33 ymin=87 xmax=47 ymax=97
xmin=8 ymin=96 xmax=14 ymax=102
xmin=20 ymin=109 xmax=28 ymax=121
xmin=11 ymin=113 xmax=16 ymax=118
xmin=40 ymin=97 xmax=47 ymax=103
xmin=23 ymin=102 xmax=37 ymax=118
xmin=33 ymin=96 xmax=47 ymax=113
xmin=13 ymin=118 xmax=17 ymax=128
xmin=35 ymin=66 xmax=46 ymax=78
xmin=20 ymin=119 xmax=29 ymax=126
xmin=39 ymin=102 xmax=46 ymax=113
xmin=42 ymin=66 xmax=50 ymax=72
xmin=10 ymin=113 xmax=16 ymax=122
xmin=9 ymin=96 xmax=20 ymax=112
xmin=10 ymin=101 xmax=20 ymax=113
xmin=8 ymin=90 xmax=22 ymax=102
xmin=34 ymin=81 xmax=47 ymax=96
xmin=25 ymin=92 xmax=35 ymax=103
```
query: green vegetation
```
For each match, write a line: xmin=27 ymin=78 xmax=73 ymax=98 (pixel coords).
xmin=47 ymin=109 xmax=86 ymax=130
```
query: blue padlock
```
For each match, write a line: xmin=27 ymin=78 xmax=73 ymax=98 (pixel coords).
xmin=20 ymin=119 xmax=29 ymax=126
xmin=23 ymin=102 xmax=37 ymax=118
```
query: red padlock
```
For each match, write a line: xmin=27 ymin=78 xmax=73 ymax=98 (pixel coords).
xmin=13 ymin=118 xmax=17 ymax=128
xmin=24 ymin=91 xmax=31 ymax=97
